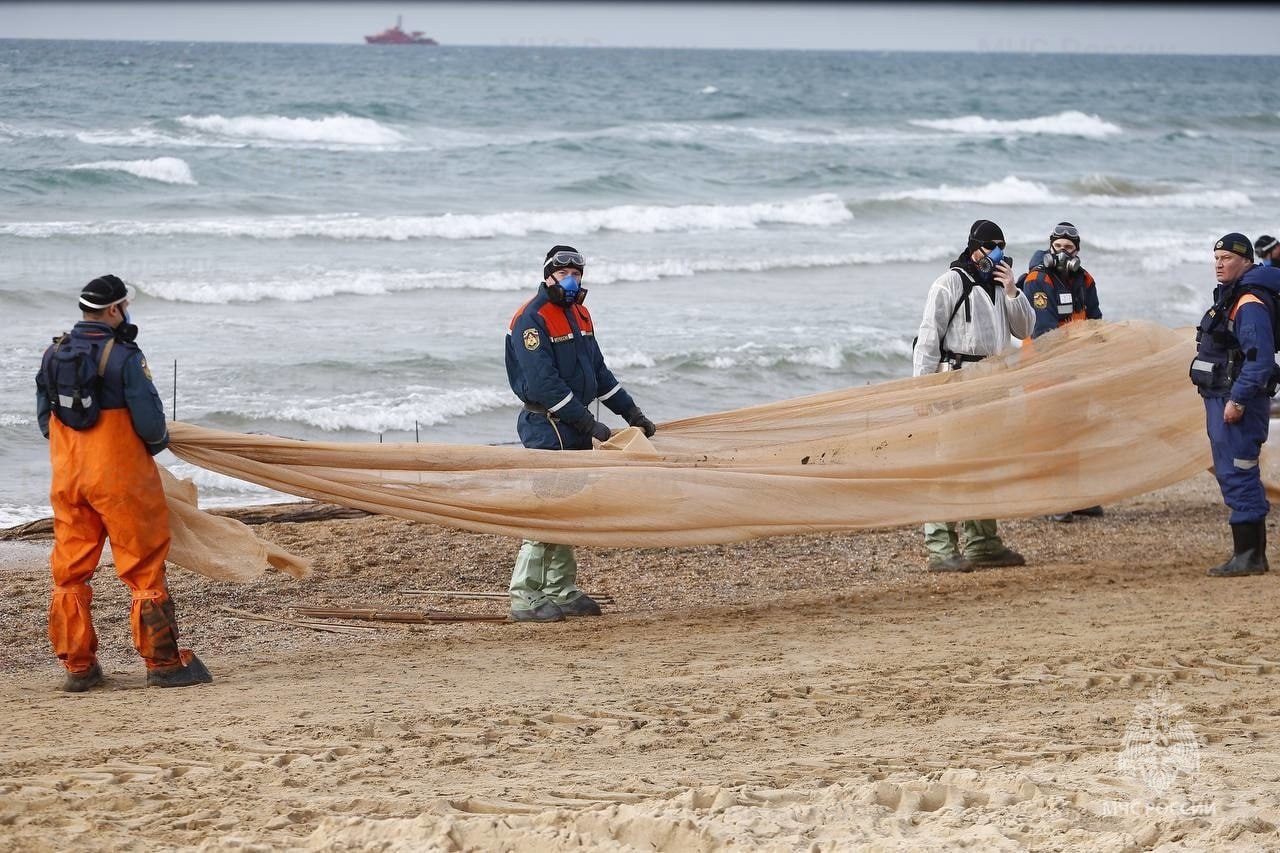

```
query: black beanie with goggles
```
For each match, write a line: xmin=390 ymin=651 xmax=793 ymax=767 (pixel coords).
xmin=543 ymin=245 xmax=585 ymax=279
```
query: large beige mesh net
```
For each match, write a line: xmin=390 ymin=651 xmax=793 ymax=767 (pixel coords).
xmin=162 ymin=320 xmax=1234 ymax=581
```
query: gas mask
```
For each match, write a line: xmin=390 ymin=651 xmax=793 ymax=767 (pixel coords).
xmin=1043 ymin=251 xmax=1082 ymax=275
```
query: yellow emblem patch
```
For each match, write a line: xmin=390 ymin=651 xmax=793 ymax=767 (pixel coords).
xmin=523 ymin=328 xmax=540 ymax=351
xmin=140 ymin=357 xmax=153 ymax=380
xmin=1032 ymin=292 xmax=1049 ymax=310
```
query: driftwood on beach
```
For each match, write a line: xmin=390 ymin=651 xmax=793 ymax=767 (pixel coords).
xmin=0 ymin=502 xmax=369 ymax=542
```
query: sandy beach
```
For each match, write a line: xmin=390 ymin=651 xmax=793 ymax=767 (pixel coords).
xmin=2 ymin=470 xmax=1280 ymax=851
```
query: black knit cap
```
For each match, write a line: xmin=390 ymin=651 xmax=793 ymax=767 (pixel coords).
xmin=1256 ymin=234 xmax=1278 ymax=255
xmin=1215 ymin=233 xmax=1253 ymax=261
xmin=78 ymin=274 xmax=130 ymax=311
xmin=967 ymin=219 xmax=1005 ymax=249
xmin=543 ymin=244 xmax=584 ymax=278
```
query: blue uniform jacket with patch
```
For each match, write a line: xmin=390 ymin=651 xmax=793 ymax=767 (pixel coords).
xmin=505 ymin=283 xmax=636 ymax=431
xmin=1018 ymin=249 xmax=1101 ymax=339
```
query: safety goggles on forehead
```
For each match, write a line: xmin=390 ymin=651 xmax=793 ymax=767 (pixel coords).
xmin=1258 ymin=238 xmax=1279 ymax=255
xmin=1051 ymin=224 xmax=1079 ymax=240
xmin=544 ymin=251 xmax=585 ymax=271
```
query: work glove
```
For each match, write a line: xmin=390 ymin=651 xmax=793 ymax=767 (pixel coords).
xmin=623 ymin=405 xmax=657 ymax=438
xmin=572 ymin=414 xmax=613 ymax=444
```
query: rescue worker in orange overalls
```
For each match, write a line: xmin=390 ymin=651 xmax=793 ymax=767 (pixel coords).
xmin=1017 ymin=221 xmax=1105 ymax=523
xmin=35 ymin=275 xmax=212 ymax=691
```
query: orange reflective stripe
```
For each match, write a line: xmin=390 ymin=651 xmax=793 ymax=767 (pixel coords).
xmin=536 ymin=303 xmax=573 ymax=337
xmin=131 ymin=589 xmax=166 ymax=601
xmin=1229 ymin=293 xmax=1264 ymax=322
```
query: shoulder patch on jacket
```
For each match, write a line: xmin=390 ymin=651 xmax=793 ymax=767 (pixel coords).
xmin=1032 ymin=291 xmax=1049 ymax=310
xmin=523 ymin=328 xmax=540 ymax=351
xmin=139 ymin=356 xmax=153 ymax=381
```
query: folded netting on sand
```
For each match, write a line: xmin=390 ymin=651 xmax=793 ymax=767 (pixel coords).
xmin=163 ymin=320 xmax=1231 ymax=581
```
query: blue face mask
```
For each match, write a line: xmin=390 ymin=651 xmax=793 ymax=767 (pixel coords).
xmin=558 ymin=274 xmax=581 ymax=303
xmin=1263 ymin=258 xmax=1274 ymax=268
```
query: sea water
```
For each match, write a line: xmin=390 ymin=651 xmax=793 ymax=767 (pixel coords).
xmin=3 ymin=40 xmax=1279 ymax=524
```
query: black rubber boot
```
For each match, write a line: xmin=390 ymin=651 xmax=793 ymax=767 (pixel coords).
xmin=1208 ymin=521 xmax=1270 ymax=577
xmin=63 ymin=661 xmax=104 ymax=693
xmin=1072 ymin=506 xmax=1105 ymax=518
xmin=558 ymin=593 xmax=602 ymax=617
xmin=146 ymin=650 xmax=213 ymax=688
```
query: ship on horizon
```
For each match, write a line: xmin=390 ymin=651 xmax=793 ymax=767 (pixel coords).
xmin=365 ymin=16 xmax=438 ymax=46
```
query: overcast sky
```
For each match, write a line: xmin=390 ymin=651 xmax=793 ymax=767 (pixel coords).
xmin=5 ymin=2 xmax=1280 ymax=54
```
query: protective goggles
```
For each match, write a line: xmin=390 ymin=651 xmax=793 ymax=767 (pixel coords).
xmin=543 ymin=251 xmax=585 ymax=274
xmin=1257 ymin=237 xmax=1279 ymax=255
xmin=1051 ymin=224 xmax=1080 ymax=240
xmin=980 ymin=241 xmax=1006 ymax=251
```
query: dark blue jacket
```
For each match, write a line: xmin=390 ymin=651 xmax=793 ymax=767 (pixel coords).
xmin=1018 ymin=249 xmax=1102 ymax=338
xmin=505 ymin=284 xmax=636 ymax=430
xmin=35 ymin=321 xmax=169 ymax=455
xmin=1190 ymin=265 xmax=1280 ymax=401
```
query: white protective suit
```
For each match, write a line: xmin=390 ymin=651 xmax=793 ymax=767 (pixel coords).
xmin=912 ymin=264 xmax=1035 ymax=378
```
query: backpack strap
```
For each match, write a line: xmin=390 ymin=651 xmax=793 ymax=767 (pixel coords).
xmin=97 ymin=337 xmax=116 ymax=378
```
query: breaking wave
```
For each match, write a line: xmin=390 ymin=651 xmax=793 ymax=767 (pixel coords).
xmin=134 ymin=246 xmax=957 ymax=304
xmin=879 ymin=176 xmax=1056 ymax=205
xmin=910 ymin=111 xmax=1122 ymax=139
xmin=208 ymin=386 xmax=512 ymax=433
xmin=67 ymin=157 xmax=196 ymax=185
xmin=879 ymin=176 xmax=1249 ymax=209
xmin=0 ymin=194 xmax=853 ymax=240
xmin=176 ymin=113 xmax=406 ymax=146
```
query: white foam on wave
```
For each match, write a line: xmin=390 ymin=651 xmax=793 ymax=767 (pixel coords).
xmin=220 ymin=386 xmax=512 ymax=433
xmin=68 ymin=157 xmax=196 ymax=185
xmin=910 ymin=110 xmax=1122 ymax=139
xmin=134 ymin=245 xmax=957 ymax=305
xmin=0 ymin=194 xmax=852 ymax=241
xmin=1077 ymin=189 xmax=1250 ymax=209
xmin=880 ymin=176 xmax=1057 ymax=205
xmin=176 ymin=113 xmax=406 ymax=146
xmin=0 ymin=504 xmax=51 ymax=528
xmin=0 ymin=414 xmax=32 ymax=427
xmin=880 ymin=176 xmax=1249 ymax=209
xmin=700 ymin=85 xmax=719 ymax=95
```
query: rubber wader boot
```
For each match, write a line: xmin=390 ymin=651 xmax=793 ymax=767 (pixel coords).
xmin=1072 ymin=506 xmax=1105 ymax=517
xmin=558 ymin=593 xmax=602 ymax=617
xmin=63 ymin=661 xmax=104 ymax=693
xmin=511 ymin=601 xmax=565 ymax=623
xmin=146 ymin=650 xmax=213 ymax=688
xmin=1208 ymin=521 xmax=1270 ymax=577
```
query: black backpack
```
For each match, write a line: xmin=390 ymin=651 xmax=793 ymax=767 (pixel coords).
xmin=44 ymin=334 xmax=115 ymax=431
